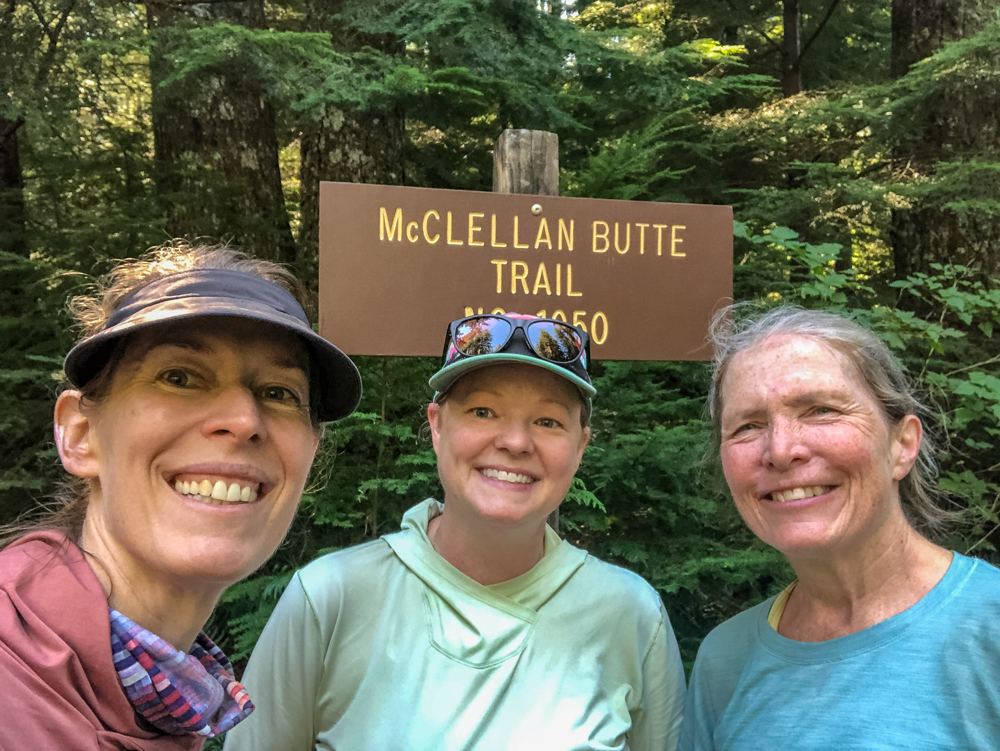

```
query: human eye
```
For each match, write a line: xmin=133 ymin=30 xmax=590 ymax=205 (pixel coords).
xmin=260 ymin=384 xmax=303 ymax=405
xmin=730 ymin=421 xmax=760 ymax=437
xmin=158 ymin=368 xmax=192 ymax=388
xmin=809 ymin=405 xmax=840 ymax=417
xmin=536 ymin=417 xmax=562 ymax=429
xmin=471 ymin=406 xmax=494 ymax=419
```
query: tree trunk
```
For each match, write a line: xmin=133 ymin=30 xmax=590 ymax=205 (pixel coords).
xmin=297 ymin=0 xmax=405 ymax=282
xmin=0 ymin=113 xmax=26 ymax=257
xmin=147 ymin=0 xmax=296 ymax=265
xmin=890 ymin=0 xmax=997 ymax=78
xmin=889 ymin=0 xmax=1000 ymax=279
xmin=299 ymin=105 xmax=405 ymax=279
xmin=781 ymin=0 xmax=802 ymax=97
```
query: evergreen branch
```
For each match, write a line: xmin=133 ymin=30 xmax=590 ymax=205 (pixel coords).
xmin=797 ymin=0 xmax=842 ymax=65
xmin=723 ymin=0 xmax=781 ymax=54
xmin=29 ymin=0 xmax=78 ymax=88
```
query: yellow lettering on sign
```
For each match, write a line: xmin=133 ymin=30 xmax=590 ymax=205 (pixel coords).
xmin=493 ymin=307 xmax=506 ymax=315
xmin=566 ymin=264 xmax=582 ymax=297
xmin=556 ymin=263 xmax=562 ymax=296
xmin=511 ymin=261 xmax=529 ymax=293
xmin=535 ymin=218 xmax=552 ymax=250
xmin=591 ymin=311 xmax=608 ymax=344
xmin=671 ymin=224 xmax=686 ymax=257
xmin=513 ymin=217 xmax=530 ymax=249
xmin=464 ymin=306 xmax=485 ymax=316
xmin=572 ymin=310 xmax=588 ymax=332
xmin=558 ymin=219 xmax=574 ymax=251
xmin=491 ymin=259 xmax=508 ymax=293
xmin=406 ymin=221 xmax=418 ymax=243
xmin=447 ymin=212 xmax=464 ymax=246
xmin=536 ymin=310 xmax=547 ymax=317
xmin=423 ymin=210 xmax=440 ymax=244
xmin=635 ymin=223 xmax=649 ymax=254
xmin=653 ymin=224 xmax=668 ymax=256
xmin=592 ymin=221 xmax=609 ymax=253
xmin=491 ymin=214 xmax=507 ymax=248
xmin=551 ymin=310 xmax=567 ymax=322
xmin=614 ymin=223 xmax=630 ymax=254
xmin=468 ymin=213 xmax=485 ymax=247
xmin=380 ymin=207 xmax=402 ymax=241
xmin=533 ymin=263 xmax=551 ymax=295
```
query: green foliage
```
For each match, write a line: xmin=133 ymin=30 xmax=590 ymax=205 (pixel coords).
xmin=2 ymin=0 xmax=997 ymax=683
xmin=736 ymin=224 xmax=1000 ymax=559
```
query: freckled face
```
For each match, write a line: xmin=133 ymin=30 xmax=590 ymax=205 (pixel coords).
xmin=69 ymin=318 xmax=320 ymax=588
xmin=427 ymin=364 xmax=590 ymax=531
xmin=718 ymin=335 xmax=918 ymax=559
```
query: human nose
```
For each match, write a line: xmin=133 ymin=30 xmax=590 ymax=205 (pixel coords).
xmin=763 ymin=416 xmax=808 ymax=469
xmin=494 ymin=419 xmax=533 ymax=455
xmin=201 ymin=386 xmax=267 ymax=443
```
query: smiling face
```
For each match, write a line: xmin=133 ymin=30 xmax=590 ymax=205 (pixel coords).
xmin=57 ymin=318 xmax=320 ymax=590
xmin=427 ymin=364 xmax=590 ymax=532
xmin=718 ymin=334 xmax=921 ymax=560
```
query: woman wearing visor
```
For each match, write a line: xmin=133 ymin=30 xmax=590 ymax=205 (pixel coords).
xmin=227 ymin=313 xmax=686 ymax=751
xmin=0 ymin=244 xmax=361 ymax=748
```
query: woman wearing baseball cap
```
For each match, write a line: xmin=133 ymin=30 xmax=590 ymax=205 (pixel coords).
xmin=228 ymin=313 xmax=686 ymax=750
xmin=0 ymin=242 xmax=361 ymax=748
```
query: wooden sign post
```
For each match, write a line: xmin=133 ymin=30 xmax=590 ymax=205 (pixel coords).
xmin=493 ymin=129 xmax=561 ymax=529
xmin=494 ymin=129 xmax=559 ymax=196
xmin=318 ymin=130 xmax=734 ymax=531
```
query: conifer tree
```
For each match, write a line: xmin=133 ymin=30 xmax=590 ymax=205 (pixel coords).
xmin=889 ymin=0 xmax=1000 ymax=278
xmin=147 ymin=0 xmax=296 ymax=264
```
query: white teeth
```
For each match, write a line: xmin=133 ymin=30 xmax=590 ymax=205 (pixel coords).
xmin=772 ymin=486 xmax=828 ymax=503
xmin=173 ymin=478 xmax=261 ymax=505
xmin=481 ymin=468 xmax=534 ymax=484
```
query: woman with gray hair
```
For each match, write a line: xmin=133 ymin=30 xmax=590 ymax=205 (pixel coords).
xmin=679 ymin=306 xmax=1000 ymax=750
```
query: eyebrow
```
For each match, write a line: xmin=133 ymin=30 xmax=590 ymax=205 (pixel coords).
xmin=539 ymin=396 xmax=575 ymax=410
xmin=785 ymin=389 xmax=849 ymax=406
xmin=463 ymin=388 xmax=505 ymax=399
xmin=724 ymin=389 xmax=849 ymax=423
xmin=140 ymin=336 xmax=309 ymax=373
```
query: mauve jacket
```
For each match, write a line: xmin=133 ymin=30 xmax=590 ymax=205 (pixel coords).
xmin=0 ymin=531 xmax=203 ymax=751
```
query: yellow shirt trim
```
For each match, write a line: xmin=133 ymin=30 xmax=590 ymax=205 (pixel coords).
xmin=767 ymin=582 xmax=797 ymax=631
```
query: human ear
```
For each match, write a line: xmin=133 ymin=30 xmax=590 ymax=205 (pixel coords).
xmin=54 ymin=390 xmax=101 ymax=479
xmin=891 ymin=414 xmax=923 ymax=481
xmin=427 ymin=402 xmax=443 ymax=454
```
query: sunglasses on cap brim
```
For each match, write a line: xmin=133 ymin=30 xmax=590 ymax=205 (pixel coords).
xmin=442 ymin=314 xmax=590 ymax=370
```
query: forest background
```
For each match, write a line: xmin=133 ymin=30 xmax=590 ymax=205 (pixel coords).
xmin=2 ymin=0 xmax=999 ymax=697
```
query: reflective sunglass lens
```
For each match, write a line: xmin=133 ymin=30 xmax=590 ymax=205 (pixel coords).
xmin=526 ymin=322 xmax=583 ymax=363
xmin=454 ymin=317 xmax=512 ymax=357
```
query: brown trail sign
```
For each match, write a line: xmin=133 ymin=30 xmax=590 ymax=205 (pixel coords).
xmin=319 ymin=182 xmax=732 ymax=360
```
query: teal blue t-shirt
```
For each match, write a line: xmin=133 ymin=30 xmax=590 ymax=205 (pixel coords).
xmin=679 ymin=553 xmax=1000 ymax=750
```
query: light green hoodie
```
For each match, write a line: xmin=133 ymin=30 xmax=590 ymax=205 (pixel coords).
xmin=225 ymin=500 xmax=685 ymax=751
